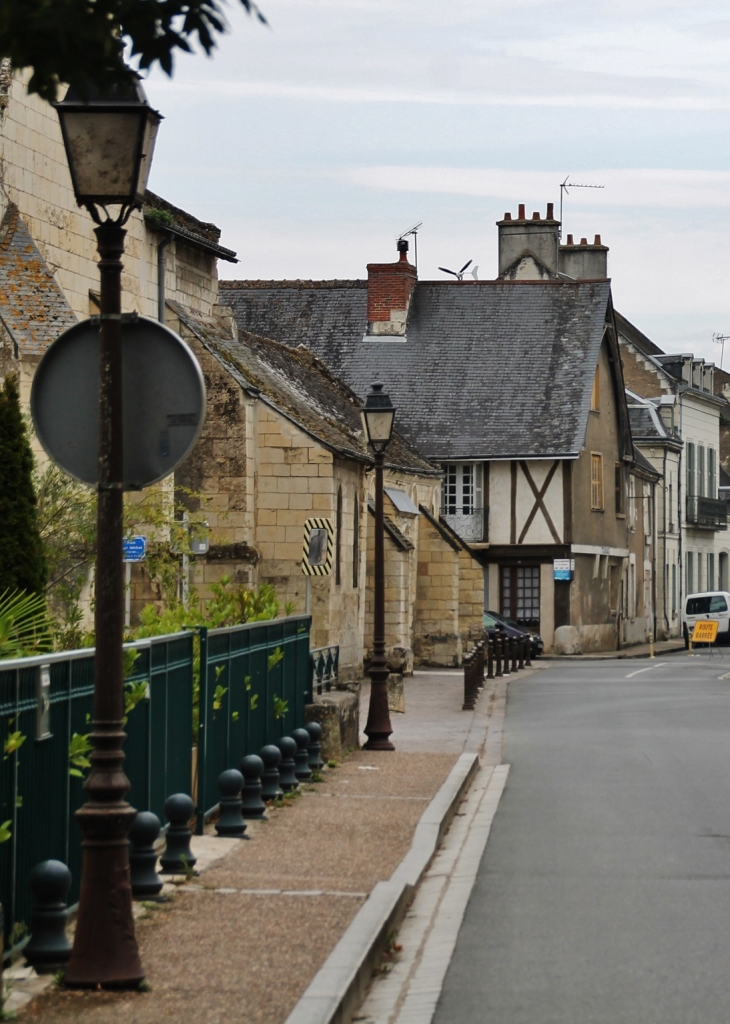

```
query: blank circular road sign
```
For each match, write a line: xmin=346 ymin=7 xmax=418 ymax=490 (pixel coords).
xmin=31 ymin=316 xmax=206 ymax=489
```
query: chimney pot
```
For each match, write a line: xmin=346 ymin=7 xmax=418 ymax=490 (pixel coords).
xmin=518 ymin=203 xmax=525 ymax=220
xmin=532 ymin=211 xmax=540 ymax=220
xmin=594 ymin=234 xmax=601 ymax=245
xmin=580 ymin=237 xmax=588 ymax=245
xmin=397 ymin=238 xmax=409 ymax=261
xmin=566 ymin=234 xmax=574 ymax=245
xmin=547 ymin=203 xmax=554 ymax=220
xmin=504 ymin=212 xmax=512 ymax=221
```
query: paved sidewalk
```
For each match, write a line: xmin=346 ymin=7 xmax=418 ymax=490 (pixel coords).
xmin=15 ymin=669 xmax=495 ymax=1024
xmin=543 ymin=638 xmax=684 ymax=660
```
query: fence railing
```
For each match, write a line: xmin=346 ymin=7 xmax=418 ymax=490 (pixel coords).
xmin=0 ymin=613 xmax=311 ymax=949
xmin=310 ymin=646 xmax=339 ymax=695
xmin=0 ymin=631 xmax=194 ymax=951
xmin=197 ymin=615 xmax=312 ymax=830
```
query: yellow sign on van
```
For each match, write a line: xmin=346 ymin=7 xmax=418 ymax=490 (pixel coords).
xmin=691 ymin=620 xmax=719 ymax=643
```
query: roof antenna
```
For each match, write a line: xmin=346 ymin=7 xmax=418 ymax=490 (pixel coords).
xmin=559 ymin=176 xmax=605 ymax=241
xmin=713 ymin=332 xmax=730 ymax=371
xmin=438 ymin=259 xmax=472 ymax=281
xmin=397 ymin=221 xmax=422 ymax=271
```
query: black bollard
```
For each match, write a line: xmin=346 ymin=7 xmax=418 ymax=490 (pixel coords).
xmin=24 ymin=860 xmax=72 ymax=973
xmin=304 ymin=721 xmax=324 ymax=771
xmin=494 ymin=636 xmax=503 ymax=677
xmin=486 ymin=638 xmax=495 ymax=680
xmin=216 ymin=769 xmax=248 ymax=837
xmin=518 ymin=638 xmax=525 ymax=670
xmin=277 ymin=736 xmax=299 ymax=792
xmin=525 ymin=637 xmax=532 ymax=667
xmin=240 ymin=755 xmax=267 ymax=818
xmin=260 ymin=744 xmax=284 ymax=802
xmin=511 ymin=638 xmax=518 ymax=673
xmin=129 ymin=811 xmax=164 ymax=899
xmin=160 ymin=793 xmax=198 ymax=874
xmin=291 ymin=728 xmax=313 ymax=781
xmin=501 ymin=635 xmax=510 ymax=676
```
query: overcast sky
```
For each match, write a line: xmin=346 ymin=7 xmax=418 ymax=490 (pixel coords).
xmin=144 ymin=0 xmax=730 ymax=365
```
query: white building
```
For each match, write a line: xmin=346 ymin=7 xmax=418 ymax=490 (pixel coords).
xmin=618 ymin=313 xmax=730 ymax=637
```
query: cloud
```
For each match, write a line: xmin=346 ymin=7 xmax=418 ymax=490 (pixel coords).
xmin=148 ymin=77 xmax=730 ymax=111
xmin=339 ymin=167 xmax=730 ymax=210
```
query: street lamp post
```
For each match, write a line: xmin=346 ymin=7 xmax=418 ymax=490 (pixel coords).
xmin=54 ymin=80 xmax=161 ymax=987
xmin=361 ymin=383 xmax=396 ymax=751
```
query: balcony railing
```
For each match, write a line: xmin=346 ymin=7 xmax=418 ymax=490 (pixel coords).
xmin=686 ymin=495 xmax=728 ymax=530
xmin=440 ymin=507 xmax=486 ymax=542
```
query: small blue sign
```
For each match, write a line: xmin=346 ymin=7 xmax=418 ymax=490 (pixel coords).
xmin=123 ymin=536 xmax=147 ymax=563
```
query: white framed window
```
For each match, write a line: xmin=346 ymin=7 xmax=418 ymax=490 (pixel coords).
xmin=441 ymin=463 xmax=483 ymax=515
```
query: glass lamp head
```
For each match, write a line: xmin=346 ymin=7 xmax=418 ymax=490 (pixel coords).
xmin=362 ymin=382 xmax=395 ymax=453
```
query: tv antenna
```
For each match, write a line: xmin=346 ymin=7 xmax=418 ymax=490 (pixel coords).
xmin=438 ymin=259 xmax=473 ymax=281
xmin=713 ymin=332 xmax=730 ymax=370
xmin=559 ymin=176 xmax=605 ymax=240
xmin=397 ymin=221 xmax=422 ymax=270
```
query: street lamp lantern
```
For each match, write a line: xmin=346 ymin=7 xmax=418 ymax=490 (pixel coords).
xmin=361 ymin=381 xmax=395 ymax=453
xmin=54 ymin=76 xmax=162 ymax=988
xmin=362 ymin=382 xmax=396 ymax=751
xmin=55 ymin=80 xmax=162 ymax=212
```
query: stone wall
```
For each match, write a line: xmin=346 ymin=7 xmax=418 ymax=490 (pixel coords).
xmin=414 ymin=515 xmax=461 ymax=666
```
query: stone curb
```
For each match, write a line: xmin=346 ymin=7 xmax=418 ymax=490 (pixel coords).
xmin=282 ymin=750 xmax=480 ymax=1024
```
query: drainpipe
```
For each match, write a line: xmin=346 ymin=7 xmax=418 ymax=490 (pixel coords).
xmin=662 ymin=445 xmax=669 ymax=637
xmin=157 ymin=233 xmax=172 ymax=324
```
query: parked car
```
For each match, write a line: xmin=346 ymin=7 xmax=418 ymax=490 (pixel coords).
xmin=682 ymin=591 xmax=730 ymax=648
xmin=483 ymin=610 xmax=544 ymax=658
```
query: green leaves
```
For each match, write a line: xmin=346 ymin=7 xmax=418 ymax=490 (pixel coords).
xmin=3 ymin=729 xmax=25 ymax=759
xmin=0 ymin=589 xmax=52 ymax=660
xmin=267 ymin=646 xmax=284 ymax=672
xmin=272 ymin=696 xmax=288 ymax=720
xmin=0 ymin=0 xmax=267 ymax=103
xmin=68 ymin=732 xmax=92 ymax=778
xmin=0 ymin=820 xmax=12 ymax=844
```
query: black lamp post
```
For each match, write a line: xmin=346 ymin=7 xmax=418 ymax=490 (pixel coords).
xmin=54 ymin=79 xmax=161 ymax=987
xmin=362 ymin=382 xmax=396 ymax=751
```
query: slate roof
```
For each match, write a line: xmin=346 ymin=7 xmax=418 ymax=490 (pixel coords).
xmin=220 ymin=279 xmax=613 ymax=461
xmin=0 ymin=204 xmax=76 ymax=354
xmin=167 ymin=301 xmax=437 ymax=477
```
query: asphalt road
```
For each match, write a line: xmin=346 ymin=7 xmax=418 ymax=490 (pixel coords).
xmin=433 ymin=653 xmax=730 ymax=1024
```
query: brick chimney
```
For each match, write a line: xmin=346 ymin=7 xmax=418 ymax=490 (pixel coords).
xmin=496 ymin=203 xmax=560 ymax=278
xmin=366 ymin=239 xmax=417 ymax=336
xmin=558 ymin=234 xmax=609 ymax=280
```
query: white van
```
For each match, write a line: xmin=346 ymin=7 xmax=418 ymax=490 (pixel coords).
xmin=682 ymin=591 xmax=730 ymax=647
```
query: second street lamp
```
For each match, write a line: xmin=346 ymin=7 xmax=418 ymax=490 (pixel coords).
xmin=54 ymin=78 xmax=161 ymax=987
xmin=362 ymin=382 xmax=396 ymax=751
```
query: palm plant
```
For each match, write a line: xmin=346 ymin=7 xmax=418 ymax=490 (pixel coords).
xmin=0 ymin=588 xmax=53 ymax=659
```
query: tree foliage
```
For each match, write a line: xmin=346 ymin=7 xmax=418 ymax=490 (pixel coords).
xmin=0 ymin=0 xmax=267 ymax=102
xmin=0 ymin=378 xmax=47 ymax=596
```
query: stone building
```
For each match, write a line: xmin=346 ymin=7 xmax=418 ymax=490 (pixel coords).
xmin=165 ymin=303 xmax=483 ymax=676
xmin=220 ymin=205 xmax=645 ymax=654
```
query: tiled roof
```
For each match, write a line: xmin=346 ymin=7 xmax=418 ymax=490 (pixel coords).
xmin=0 ymin=205 xmax=76 ymax=355
xmin=220 ymin=279 xmax=612 ymax=460
xmin=167 ymin=301 xmax=437 ymax=477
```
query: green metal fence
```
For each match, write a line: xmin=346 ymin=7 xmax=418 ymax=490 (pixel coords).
xmin=0 ymin=632 xmax=194 ymax=950
xmin=0 ymin=614 xmax=312 ymax=948
xmin=197 ymin=615 xmax=312 ymax=830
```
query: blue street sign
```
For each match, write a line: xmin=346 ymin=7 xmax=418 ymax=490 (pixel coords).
xmin=123 ymin=536 xmax=147 ymax=563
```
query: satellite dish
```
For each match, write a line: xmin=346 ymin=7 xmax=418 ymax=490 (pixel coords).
xmin=31 ymin=316 xmax=206 ymax=490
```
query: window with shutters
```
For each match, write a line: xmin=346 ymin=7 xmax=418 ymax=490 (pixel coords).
xmin=686 ymin=442 xmax=695 ymax=497
xmin=590 ymin=453 xmax=603 ymax=510
xmin=687 ymin=551 xmax=694 ymax=594
xmin=709 ymin=447 xmax=717 ymax=498
xmin=698 ymin=445 xmax=705 ymax=498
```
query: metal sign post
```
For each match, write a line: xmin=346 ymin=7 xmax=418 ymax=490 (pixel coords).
xmin=123 ymin=536 xmax=147 ymax=629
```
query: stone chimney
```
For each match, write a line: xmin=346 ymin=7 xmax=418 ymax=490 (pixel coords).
xmin=366 ymin=239 xmax=417 ymax=336
xmin=497 ymin=203 xmax=560 ymax=278
xmin=559 ymin=234 xmax=609 ymax=280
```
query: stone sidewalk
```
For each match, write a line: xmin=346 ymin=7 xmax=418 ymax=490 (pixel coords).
xmin=11 ymin=668 xmax=501 ymax=1024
